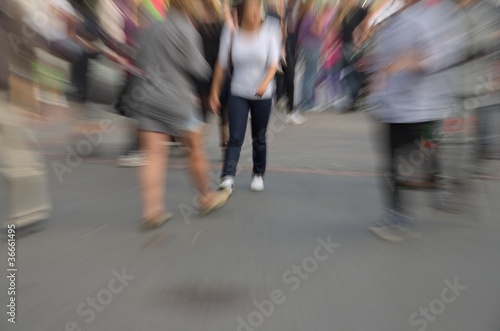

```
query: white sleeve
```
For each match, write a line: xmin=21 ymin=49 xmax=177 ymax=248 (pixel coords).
xmin=218 ymin=24 xmax=232 ymax=71
xmin=267 ymin=21 xmax=282 ymax=67
xmin=98 ymin=0 xmax=126 ymax=44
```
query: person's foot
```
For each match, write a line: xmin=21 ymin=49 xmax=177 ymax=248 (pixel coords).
xmin=117 ymin=152 xmax=147 ymax=167
xmin=368 ymin=210 xmax=419 ymax=242
xmin=306 ymin=104 xmax=326 ymax=113
xmin=250 ymin=175 xmax=264 ymax=192
xmin=219 ymin=176 xmax=234 ymax=192
xmin=200 ymin=189 xmax=231 ymax=215
xmin=141 ymin=212 xmax=173 ymax=230
xmin=286 ymin=112 xmax=307 ymax=125
xmin=370 ymin=224 xmax=408 ymax=242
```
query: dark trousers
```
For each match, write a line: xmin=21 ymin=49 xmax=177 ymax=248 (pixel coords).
xmin=384 ymin=122 xmax=440 ymax=212
xmin=222 ymin=95 xmax=273 ymax=178
xmin=50 ymin=38 xmax=98 ymax=100
xmin=276 ymin=34 xmax=297 ymax=113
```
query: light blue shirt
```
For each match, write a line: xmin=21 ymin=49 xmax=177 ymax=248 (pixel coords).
xmin=368 ymin=0 xmax=468 ymax=123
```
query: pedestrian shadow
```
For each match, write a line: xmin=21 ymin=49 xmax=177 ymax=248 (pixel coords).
xmin=145 ymin=280 xmax=252 ymax=312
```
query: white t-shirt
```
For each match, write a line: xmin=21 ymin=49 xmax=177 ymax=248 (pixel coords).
xmin=97 ymin=0 xmax=126 ymax=44
xmin=368 ymin=0 xmax=404 ymax=28
xmin=218 ymin=19 xmax=281 ymax=100
xmin=32 ymin=0 xmax=76 ymax=42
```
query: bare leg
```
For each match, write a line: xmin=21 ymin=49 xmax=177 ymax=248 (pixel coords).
xmin=181 ymin=129 xmax=215 ymax=206
xmin=138 ymin=130 xmax=170 ymax=219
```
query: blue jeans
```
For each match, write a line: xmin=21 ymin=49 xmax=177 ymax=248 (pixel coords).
xmin=50 ymin=38 xmax=98 ymax=100
xmin=299 ymin=47 xmax=320 ymax=110
xmin=222 ymin=95 xmax=273 ymax=178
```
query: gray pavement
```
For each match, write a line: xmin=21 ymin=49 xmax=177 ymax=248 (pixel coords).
xmin=1 ymin=105 xmax=500 ymax=331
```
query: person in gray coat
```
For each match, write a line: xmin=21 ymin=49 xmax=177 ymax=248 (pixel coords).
xmin=457 ymin=0 xmax=500 ymax=159
xmin=123 ymin=0 xmax=230 ymax=228
xmin=366 ymin=0 xmax=468 ymax=241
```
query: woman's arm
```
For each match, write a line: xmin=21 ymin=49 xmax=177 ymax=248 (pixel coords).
xmin=209 ymin=61 xmax=227 ymax=112
xmin=256 ymin=66 xmax=278 ymax=97
xmin=257 ymin=23 xmax=281 ymax=97
xmin=209 ymin=25 xmax=231 ymax=112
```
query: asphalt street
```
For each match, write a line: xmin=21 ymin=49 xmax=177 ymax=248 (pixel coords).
xmin=1 ymin=105 xmax=500 ymax=331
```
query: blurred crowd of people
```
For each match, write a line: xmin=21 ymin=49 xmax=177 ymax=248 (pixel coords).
xmin=1 ymin=0 xmax=499 ymax=240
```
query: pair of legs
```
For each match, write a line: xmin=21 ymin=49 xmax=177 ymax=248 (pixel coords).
xmin=298 ymin=47 xmax=320 ymax=111
xmin=50 ymin=38 xmax=98 ymax=101
xmin=199 ymin=88 xmax=229 ymax=150
xmin=138 ymin=129 xmax=216 ymax=219
xmin=222 ymin=95 xmax=273 ymax=178
xmin=383 ymin=121 xmax=440 ymax=213
xmin=1 ymin=74 xmax=52 ymax=228
xmin=276 ymin=34 xmax=297 ymax=114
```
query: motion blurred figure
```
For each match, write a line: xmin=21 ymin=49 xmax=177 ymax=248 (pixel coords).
xmin=0 ymin=0 xmax=52 ymax=229
xmin=366 ymin=0 xmax=467 ymax=241
xmin=295 ymin=0 xmax=328 ymax=115
xmin=196 ymin=0 xmax=230 ymax=158
xmin=123 ymin=0 xmax=230 ymax=228
xmin=210 ymin=0 xmax=281 ymax=193
xmin=457 ymin=0 xmax=500 ymax=160
xmin=332 ymin=0 xmax=371 ymax=111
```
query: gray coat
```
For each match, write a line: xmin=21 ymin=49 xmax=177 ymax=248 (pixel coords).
xmin=455 ymin=0 xmax=500 ymax=108
xmin=367 ymin=0 xmax=468 ymax=123
xmin=127 ymin=9 xmax=211 ymax=136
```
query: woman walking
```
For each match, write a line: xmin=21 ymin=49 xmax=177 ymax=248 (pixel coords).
xmin=125 ymin=0 xmax=230 ymax=228
xmin=296 ymin=0 xmax=328 ymax=114
xmin=210 ymin=0 xmax=281 ymax=193
xmin=196 ymin=0 xmax=230 ymax=159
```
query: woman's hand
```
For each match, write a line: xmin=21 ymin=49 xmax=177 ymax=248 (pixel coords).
xmin=209 ymin=92 xmax=221 ymax=114
xmin=255 ymin=83 xmax=268 ymax=97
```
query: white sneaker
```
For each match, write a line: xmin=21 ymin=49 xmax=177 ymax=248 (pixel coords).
xmin=250 ymin=175 xmax=264 ymax=192
xmin=286 ymin=112 xmax=306 ymax=125
xmin=219 ymin=176 xmax=234 ymax=192
xmin=117 ymin=152 xmax=147 ymax=167
xmin=307 ymin=104 xmax=326 ymax=113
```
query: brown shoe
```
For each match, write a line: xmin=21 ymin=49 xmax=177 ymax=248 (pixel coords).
xmin=200 ymin=189 xmax=231 ymax=215
xmin=141 ymin=212 xmax=173 ymax=230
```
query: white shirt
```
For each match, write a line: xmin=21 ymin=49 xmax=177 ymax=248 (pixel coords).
xmin=368 ymin=0 xmax=404 ymax=28
xmin=97 ymin=0 xmax=126 ymax=44
xmin=218 ymin=19 xmax=281 ymax=100
xmin=33 ymin=0 xmax=76 ymax=42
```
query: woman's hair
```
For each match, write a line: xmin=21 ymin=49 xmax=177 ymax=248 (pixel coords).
xmin=169 ymin=0 xmax=203 ymax=19
xmin=202 ymin=0 xmax=224 ymax=21
xmin=333 ymin=0 xmax=357 ymax=31
xmin=296 ymin=0 xmax=315 ymax=23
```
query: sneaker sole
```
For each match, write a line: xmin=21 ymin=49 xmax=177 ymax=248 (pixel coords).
xmin=141 ymin=212 xmax=173 ymax=230
xmin=370 ymin=227 xmax=406 ymax=242
xmin=201 ymin=189 xmax=231 ymax=215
